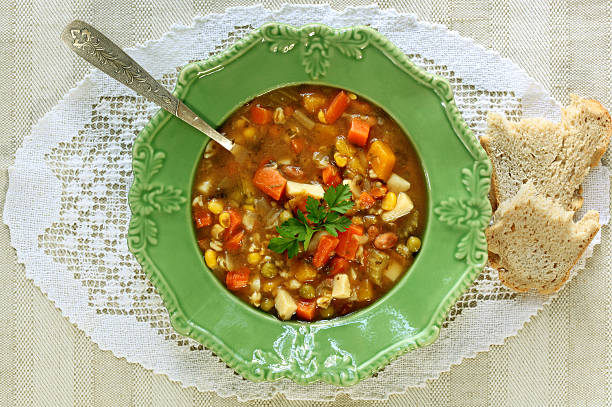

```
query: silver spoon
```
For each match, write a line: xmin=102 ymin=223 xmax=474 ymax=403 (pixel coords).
xmin=61 ymin=20 xmax=244 ymax=157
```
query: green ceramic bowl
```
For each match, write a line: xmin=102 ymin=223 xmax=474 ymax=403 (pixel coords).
xmin=128 ymin=23 xmax=492 ymax=385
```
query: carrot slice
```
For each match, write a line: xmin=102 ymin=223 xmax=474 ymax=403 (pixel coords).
xmin=324 ymin=91 xmax=350 ymax=124
xmin=330 ymin=257 xmax=350 ymax=276
xmin=253 ymin=166 xmax=287 ymax=200
xmin=367 ymin=140 xmax=396 ymax=181
xmin=336 ymin=224 xmax=363 ymax=260
xmin=250 ymin=104 xmax=273 ymax=125
xmin=226 ymin=267 xmax=250 ymax=290
xmin=346 ymin=224 xmax=364 ymax=236
xmin=223 ymin=209 xmax=242 ymax=238
xmin=296 ymin=300 xmax=317 ymax=321
xmin=347 ymin=118 xmax=371 ymax=147
xmin=322 ymin=165 xmax=342 ymax=187
xmin=193 ymin=210 xmax=213 ymax=228
xmin=312 ymin=235 xmax=340 ymax=268
xmin=358 ymin=191 xmax=375 ymax=209
xmin=224 ymin=230 xmax=245 ymax=251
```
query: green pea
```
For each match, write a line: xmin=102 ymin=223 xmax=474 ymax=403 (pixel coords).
xmin=319 ymin=305 xmax=335 ymax=319
xmin=407 ymin=236 xmax=422 ymax=253
xmin=299 ymin=284 xmax=316 ymax=299
xmin=260 ymin=297 xmax=275 ymax=312
xmin=261 ymin=262 xmax=278 ymax=278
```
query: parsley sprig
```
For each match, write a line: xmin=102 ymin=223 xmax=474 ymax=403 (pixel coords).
xmin=268 ymin=184 xmax=354 ymax=258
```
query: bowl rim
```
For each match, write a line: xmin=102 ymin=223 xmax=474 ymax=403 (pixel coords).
xmin=128 ymin=22 xmax=492 ymax=385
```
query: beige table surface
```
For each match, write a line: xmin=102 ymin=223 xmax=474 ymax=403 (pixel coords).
xmin=1 ymin=1 xmax=611 ymax=406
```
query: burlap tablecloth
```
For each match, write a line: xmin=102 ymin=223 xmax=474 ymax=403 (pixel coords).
xmin=1 ymin=1 xmax=610 ymax=406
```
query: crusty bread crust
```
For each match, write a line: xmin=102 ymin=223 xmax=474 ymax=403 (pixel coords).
xmin=575 ymin=97 xmax=612 ymax=168
xmin=479 ymin=135 xmax=500 ymax=211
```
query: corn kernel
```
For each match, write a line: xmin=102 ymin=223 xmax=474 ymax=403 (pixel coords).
xmin=211 ymin=224 xmax=225 ymax=240
xmin=273 ymin=107 xmax=286 ymax=125
xmin=334 ymin=152 xmax=348 ymax=167
xmin=247 ymin=252 xmax=262 ymax=265
xmin=381 ymin=192 xmax=397 ymax=211
xmin=192 ymin=195 xmax=204 ymax=207
xmin=210 ymin=240 xmax=223 ymax=252
xmin=317 ymin=110 xmax=327 ymax=124
xmin=407 ymin=236 xmax=421 ymax=253
xmin=243 ymin=126 xmax=257 ymax=141
xmin=204 ymin=249 xmax=217 ymax=268
xmin=219 ymin=212 xmax=231 ymax=228
xmin=207 ymin=199 xmax=223 ymax=215
xmin=243 ymin=204 xmax=255 ymax=211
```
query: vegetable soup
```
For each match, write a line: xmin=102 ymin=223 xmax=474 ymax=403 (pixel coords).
xmin=192 ymin=85 xmax=427 ymax=321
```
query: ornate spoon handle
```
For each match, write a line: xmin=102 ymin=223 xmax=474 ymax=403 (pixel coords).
xmin=61 ymin=20 xmax=235 ymax=152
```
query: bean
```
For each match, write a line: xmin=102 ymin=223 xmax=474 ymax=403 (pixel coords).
xmin=374 ymin=232 xmax=398 ymax=250
xmin=367 ymin=225 xmax=380 ymax=240
xmin=282 ymin=165 xmax=305 ymax=180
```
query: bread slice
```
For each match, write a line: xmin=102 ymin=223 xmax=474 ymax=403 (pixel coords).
xmin=486 ymin=182 xmax=600 ymax=294
xmin=481 ymin=94 xmax=612 ymax=211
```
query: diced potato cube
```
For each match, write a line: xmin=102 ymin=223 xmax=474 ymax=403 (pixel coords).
xmin=381 ymin=192 xmax=414 ymax=222
xmin=275 ymin=288 xmax=297 ymax=320
xmin=384 ymin=260 xmax=404 ymax=282
xmin=332 ymin=274 xmax=351 ymax=299
xmin=386 ymin=173 xmax=411 ymax=193
xmin=286 ymin=181 xmax=325 ymax=199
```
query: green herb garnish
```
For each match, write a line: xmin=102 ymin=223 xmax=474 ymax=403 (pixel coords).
xmin=268 ymin=184 xmax=354 ymax=258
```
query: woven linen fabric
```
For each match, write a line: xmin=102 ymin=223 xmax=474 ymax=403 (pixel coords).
xmin=1 ymin=1 xmax=611 ymax=406
xmin=6 ymin=3 xmax=610 ymax=400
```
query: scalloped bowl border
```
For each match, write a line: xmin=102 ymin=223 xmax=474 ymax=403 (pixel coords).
xmin=128 ymin=22 xmax=491 ymax=385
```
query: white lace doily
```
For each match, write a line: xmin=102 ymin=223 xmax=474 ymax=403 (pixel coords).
xmin=4 ymin=5 xmax=610 ymax=401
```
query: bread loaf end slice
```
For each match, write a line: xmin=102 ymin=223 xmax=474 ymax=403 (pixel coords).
xmin=486 ymin=182 xmax=600 ymax=294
